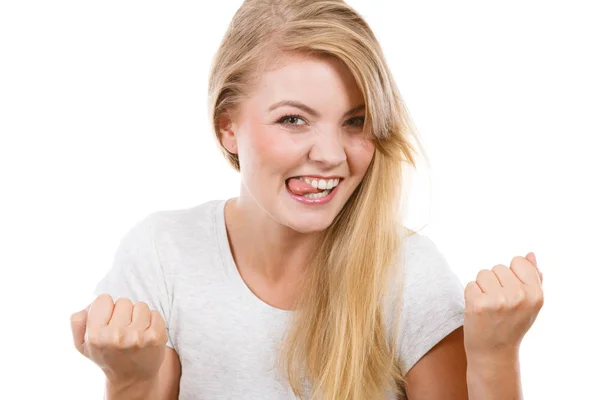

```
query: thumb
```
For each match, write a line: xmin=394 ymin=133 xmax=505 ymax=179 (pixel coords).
xmin=526 ymin=251 xmax=543 ymax=285
xmin=70 ymin=306 xmax=89 ymax=356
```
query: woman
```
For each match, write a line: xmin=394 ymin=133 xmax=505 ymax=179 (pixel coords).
xmin=70 ymin=1 xmax=544 ymax=399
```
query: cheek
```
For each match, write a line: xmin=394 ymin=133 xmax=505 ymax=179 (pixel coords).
xmin=241 ymin=121 xmax=303 ymax=170
xmin=240 ymin=131 xmax=301 ymax=196
xmin=347 ymin=138 xmax=375 ymax=173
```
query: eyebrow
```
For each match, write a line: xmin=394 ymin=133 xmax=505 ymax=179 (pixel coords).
xmin=267 ymin=100 xmax=365 ymax=119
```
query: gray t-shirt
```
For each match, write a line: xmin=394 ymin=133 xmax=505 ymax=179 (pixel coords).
xmin=94 ymin=198 xmax=465 ymax=399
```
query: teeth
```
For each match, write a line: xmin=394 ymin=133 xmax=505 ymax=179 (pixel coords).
xmin=300 ymin=177 xmax=340 ymax=189
xmin=303 ymin=189 xmax=331 ymax=199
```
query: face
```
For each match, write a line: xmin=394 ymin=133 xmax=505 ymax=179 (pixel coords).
xmin=221 ymin=52 xmax=375 ymax=234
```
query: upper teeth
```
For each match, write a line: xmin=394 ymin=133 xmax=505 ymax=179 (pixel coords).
xmin=298 ymin=177 xmax=340 ymax=190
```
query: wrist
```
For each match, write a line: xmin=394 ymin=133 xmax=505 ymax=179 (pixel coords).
xmin=466 ymin=348 xmax=521 ymax=378
xmin=465 ymin=349 xmax=523 ymax=400
xmin=466 ymin=347 xmax=520 ymax=364
xmin=105 ymin=376 xmax=159 ymax=400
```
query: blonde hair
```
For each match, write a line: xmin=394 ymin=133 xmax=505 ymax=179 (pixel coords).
xmin=208 ymin=1 xmax=427 ymax=398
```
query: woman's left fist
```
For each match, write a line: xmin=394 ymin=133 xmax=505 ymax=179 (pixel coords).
xmin=463 ymin=252 xmax=544 ymax=356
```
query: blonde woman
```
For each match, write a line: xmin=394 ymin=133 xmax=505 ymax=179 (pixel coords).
xmin=70 ymin=1 xmax=544 ymax=399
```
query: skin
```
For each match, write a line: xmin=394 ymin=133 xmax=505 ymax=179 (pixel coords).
xmin=219 ymin=51 xmax=375 ymax=309
xmin=69 ymin=51 xmax=375 ymax=400
xmin=70 ymin=294 xmax=179 ymax=400
xmin=70 ymin=50 xmax=545 ymax=399
xmin=406 ymin=252 xmax=544 ymax=399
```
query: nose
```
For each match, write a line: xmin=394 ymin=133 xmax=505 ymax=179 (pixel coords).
xmin=308 ymin=127 xmax=347 ymax=168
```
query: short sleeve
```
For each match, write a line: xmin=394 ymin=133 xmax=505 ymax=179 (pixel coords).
xmin=393 ymin=234 xmax=466 ymax=375
xmin=93 ymin=213 xmax=174 ymax=349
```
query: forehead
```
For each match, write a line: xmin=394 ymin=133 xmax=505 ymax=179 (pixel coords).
xmin=249 ymin=52 xmax=363 ymax=111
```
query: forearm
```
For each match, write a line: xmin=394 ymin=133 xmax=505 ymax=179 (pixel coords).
xmin=105 ymin=378 xmax=159 ymax=400
xmin=466 ymin=351 xmax=522 ymax=400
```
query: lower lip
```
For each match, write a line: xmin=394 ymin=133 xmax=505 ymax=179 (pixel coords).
xmin=286 ymin=181 xmax=342 ymax=205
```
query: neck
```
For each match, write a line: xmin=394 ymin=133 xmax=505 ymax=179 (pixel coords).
xmin=224 ymin=196 xmax=319 ymax=284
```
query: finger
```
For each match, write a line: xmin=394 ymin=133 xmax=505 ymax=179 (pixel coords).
xmin=475 ymin=269 xmax=503 ymax=294
xmin=87 ymin=293 xmax=115 ymax=330
xmin=510 ymin=256 xmax=539 ymax=286
xmin=129 ymin=302 xmax=151 ymax=330
xmin=108 ymin=297 xmax=134 ymax=328
xmin=526 ymin=251 xmax=537 ymax=267
xmin=70 ymin=307 xmax=88 ymax=355
xmin=145 ymin=310 xmax=168 ymax=345
xmin=526 ymin=252 xmax=543 ymax=285
xmin=491 ymin=264 xmax=522 ymax=290
xmin=464 ymin=280 xmax=482 ymax=303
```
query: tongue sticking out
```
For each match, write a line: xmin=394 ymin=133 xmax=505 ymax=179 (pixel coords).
xmin=287 ymin=178 xmax=322 ymax=195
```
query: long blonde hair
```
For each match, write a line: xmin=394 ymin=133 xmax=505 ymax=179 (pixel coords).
xmin=208 ymin=1 xmax=427 ymax=398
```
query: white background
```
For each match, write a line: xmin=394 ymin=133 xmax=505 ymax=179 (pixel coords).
xmin=1 ymin=0 xmax=598 ymax=398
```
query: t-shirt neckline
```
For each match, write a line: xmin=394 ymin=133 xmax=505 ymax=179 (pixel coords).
xmin=214 ymin=198 xmax=292 ymax=316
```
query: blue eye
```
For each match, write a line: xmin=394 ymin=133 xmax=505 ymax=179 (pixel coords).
xmin=276 ymin=114 xmax=307 ymax=128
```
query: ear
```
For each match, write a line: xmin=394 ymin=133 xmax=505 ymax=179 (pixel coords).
xmin=218 ymin=111 xmax=238 ymax=154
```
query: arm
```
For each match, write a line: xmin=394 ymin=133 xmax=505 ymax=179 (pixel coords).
xmin=106 ymin=347 xmax=181 ymax=400
xmin=466 ymin=350 xmax=521 ymax=400
xmin=403 ymin=326 xmax=469 ymax=399
xmin=461 ymin=253 xmax=543 ymax=400
xmin=402 ymin=326 xmax=523 ymax=400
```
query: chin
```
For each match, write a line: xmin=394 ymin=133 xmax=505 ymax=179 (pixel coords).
xmin=285 ymin=214 xmax=336 ymax=234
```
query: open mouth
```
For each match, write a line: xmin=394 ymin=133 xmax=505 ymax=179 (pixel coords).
xmin=285 ymin=176 xmax=343 ymax=200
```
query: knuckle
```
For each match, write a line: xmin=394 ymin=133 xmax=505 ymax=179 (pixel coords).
xmin=86 ymin=332 xmax=101 ymax=346
xmin=145 ymin=331 xmax=160 ymax=345
xmin=146 ymin=328 xmax=168 ymax=346
xmin=532 ymin=292 xmax=545 ymax=308
xmin=492 ymin=295 xmax=508 ymax=311
xmin=471 ymin=299 xmax=488 ymax=315
xmin=110 ymin=327 xmax=127 ymax=346
xmin=500 ymin=295 xmax=510 ymax=309
xmin=87 ymin=329 xmax=108 ymax=349
xmin=511 ymin=289 xmax=526 ymax=306
xmin=130 ymin=330 xmax=144 ymax=348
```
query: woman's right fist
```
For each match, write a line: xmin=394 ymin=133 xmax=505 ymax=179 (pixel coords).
xmin=70 ymin=293 xmax=169 ymax=384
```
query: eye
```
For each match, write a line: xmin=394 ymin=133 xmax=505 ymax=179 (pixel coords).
xmin=276 ymin=114 xmax=308 ymax=129
xmin=275 ymin=114 xmax=365 ymax=130
xmin=345 ymin=116 xmax=365 ymax=128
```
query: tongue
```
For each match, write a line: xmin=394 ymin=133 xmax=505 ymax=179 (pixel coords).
xmin=287 ymin=178 xmax=322 ymax=195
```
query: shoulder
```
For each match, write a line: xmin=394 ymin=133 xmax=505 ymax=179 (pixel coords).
xmin=108 ymin=199 xmax=223 ymax=276
xmin=402 ymin=231 xmax=462 ymax=288
xmin=385 ymin=230 xmax=466 ymax=375
xmin=400 ymin=230 xmax=465 ymax=314
xmin=144 ymin=199 xmax=224 ymax=243
xmin=149 ymin=199 xmax=223 ymax=230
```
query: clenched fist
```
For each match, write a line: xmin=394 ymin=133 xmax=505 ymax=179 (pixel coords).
xmin=463 ymin=252 xmax=544 ymax=357
xmin=70 ymin=293 xmax=169 ymax=384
